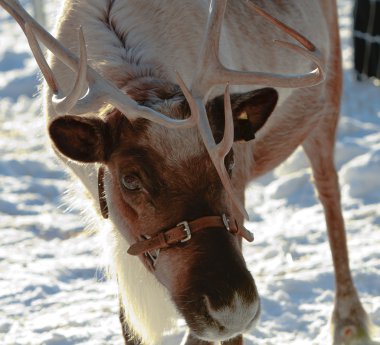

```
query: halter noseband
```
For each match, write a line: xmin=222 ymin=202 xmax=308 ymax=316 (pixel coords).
xmin=127 ymin=214 xmax=254 ymax=256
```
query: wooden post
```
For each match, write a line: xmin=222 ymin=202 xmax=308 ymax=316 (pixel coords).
xmin=353 ymin=0 xmax=380 ymax=80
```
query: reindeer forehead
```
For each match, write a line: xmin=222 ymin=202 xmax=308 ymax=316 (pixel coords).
xmin=110 ymin=114 xmax=215 ymax=176
xmin=141 ymin=122 xmax=206 ymax=168
xmin=104 ymin=108 xmax=201 ymax=161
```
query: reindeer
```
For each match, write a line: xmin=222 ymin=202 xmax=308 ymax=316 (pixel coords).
xmin=1 ymin=0 xmax=374 ymax=344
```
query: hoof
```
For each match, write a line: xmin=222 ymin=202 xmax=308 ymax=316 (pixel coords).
xmin=337 ymin=324 xmax=370 ymax=345
xmin=331 ymin=302 xmax=379 ymax=345
xmin=332 ymin=299 xmax=376 ymax=345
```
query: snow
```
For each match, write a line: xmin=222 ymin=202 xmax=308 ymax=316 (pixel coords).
xmin=0 ymin=1 xmax=379 ymax=344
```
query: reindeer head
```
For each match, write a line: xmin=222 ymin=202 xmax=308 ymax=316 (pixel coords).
xmin=1 ymin=0 xmax=324 ymax=341
xmin=48 ymin=80 xmax=278 ymax=341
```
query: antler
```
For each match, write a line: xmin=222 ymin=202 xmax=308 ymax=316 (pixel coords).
xmin=191 ymin=0 xmax=325 ymax=98
xmin=1 ymin=0 xmax=326 ymax=220
xmin=178 ymin=77 xmax=246 ymax=217
xmin=180 ymin=0 xmax=326 ymax=219
xmin=0 ymin=0 xmax=198 ymax=129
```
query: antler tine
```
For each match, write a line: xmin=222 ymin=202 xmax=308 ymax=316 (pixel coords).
xmin=247 ymin=2 xmax=315 ymax=51
xmin=52 ymin=27 xmax=88 ymax=115
xmin=211 ymin=85 xmax=249 ymax=219
xmin=217 ymin=84 xmax=234 ymax=159
xmin=24 ymin=23 xmax=59 ymax=93
xmin=182 ymin=76 xmax=249 ymax=218
xmin=0 ymin=0 xmax=80 ymax=91
xmin=191 ymin=0 xmax=227 ymax=98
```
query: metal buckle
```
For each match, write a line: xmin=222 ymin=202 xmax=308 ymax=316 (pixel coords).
xmin=177 ymin=221 xmax=192 ymax=242
xmin=222 ymin=213 xmax=230 ymax=231
xmin=145 ymin=249 xmax=160 ymax=268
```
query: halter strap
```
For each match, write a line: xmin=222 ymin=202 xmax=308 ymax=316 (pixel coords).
xmin=98 ymin=166 xmax=109 ymax=219
xmin=128 ymin=215 xmax=254 ymax=256
xmin=97 ymin=167 xmax=254 ymax=259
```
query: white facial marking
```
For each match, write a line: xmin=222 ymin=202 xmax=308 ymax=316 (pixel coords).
xmin=201 ymin=292 xmax=260 ymax=341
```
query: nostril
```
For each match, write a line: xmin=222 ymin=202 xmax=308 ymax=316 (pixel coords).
xmin=203 ymin=295 xmax=227 ymax=332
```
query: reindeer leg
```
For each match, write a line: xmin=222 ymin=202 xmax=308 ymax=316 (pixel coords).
xmin=303 ymin=130 xmax=371 ymax=345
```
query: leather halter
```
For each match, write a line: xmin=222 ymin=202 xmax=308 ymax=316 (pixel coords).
xmin=97 ymin=167 xmax=254 ymax=262
xmin=128 ymin=214 xmax=254 ymax=256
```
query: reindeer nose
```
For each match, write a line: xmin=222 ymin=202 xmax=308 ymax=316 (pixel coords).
xmin=201 ymin=290 xmax=260 ymax=340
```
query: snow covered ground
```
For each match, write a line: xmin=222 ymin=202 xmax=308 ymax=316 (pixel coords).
xmin=0 ymin=1 xmax=379 ymax=344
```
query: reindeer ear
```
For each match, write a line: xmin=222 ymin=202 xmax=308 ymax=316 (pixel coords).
xmin=232 ymin=88 xmax=278 ymax=142
xmin=49 ymin=115 xmax=109 ymax=163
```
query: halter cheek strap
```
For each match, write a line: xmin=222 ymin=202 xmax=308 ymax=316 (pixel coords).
xmin=98 ymin=166 xmax=109 ymax=219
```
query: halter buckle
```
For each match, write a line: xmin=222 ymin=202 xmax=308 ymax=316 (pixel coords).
xmin=222 ymin=213 xmax=230 ymax=231
xmin=177 ymin=221 xmax=192 ymax=242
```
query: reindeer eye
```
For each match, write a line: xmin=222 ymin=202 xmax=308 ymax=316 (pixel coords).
xmin=121 ymin=175 xmax=142 ymax=191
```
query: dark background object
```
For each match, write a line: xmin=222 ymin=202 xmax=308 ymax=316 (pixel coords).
xmin=353 ymin=0 xmax=380 ymax=80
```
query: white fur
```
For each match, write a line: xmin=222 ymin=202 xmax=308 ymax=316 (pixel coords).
xmin=202 ymin=293 xmax=260 ymax=342
xmin=103 ymin=221 xmax=179 ymax=345
xmin=91 ymin=173 xmax=178 ymax=345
